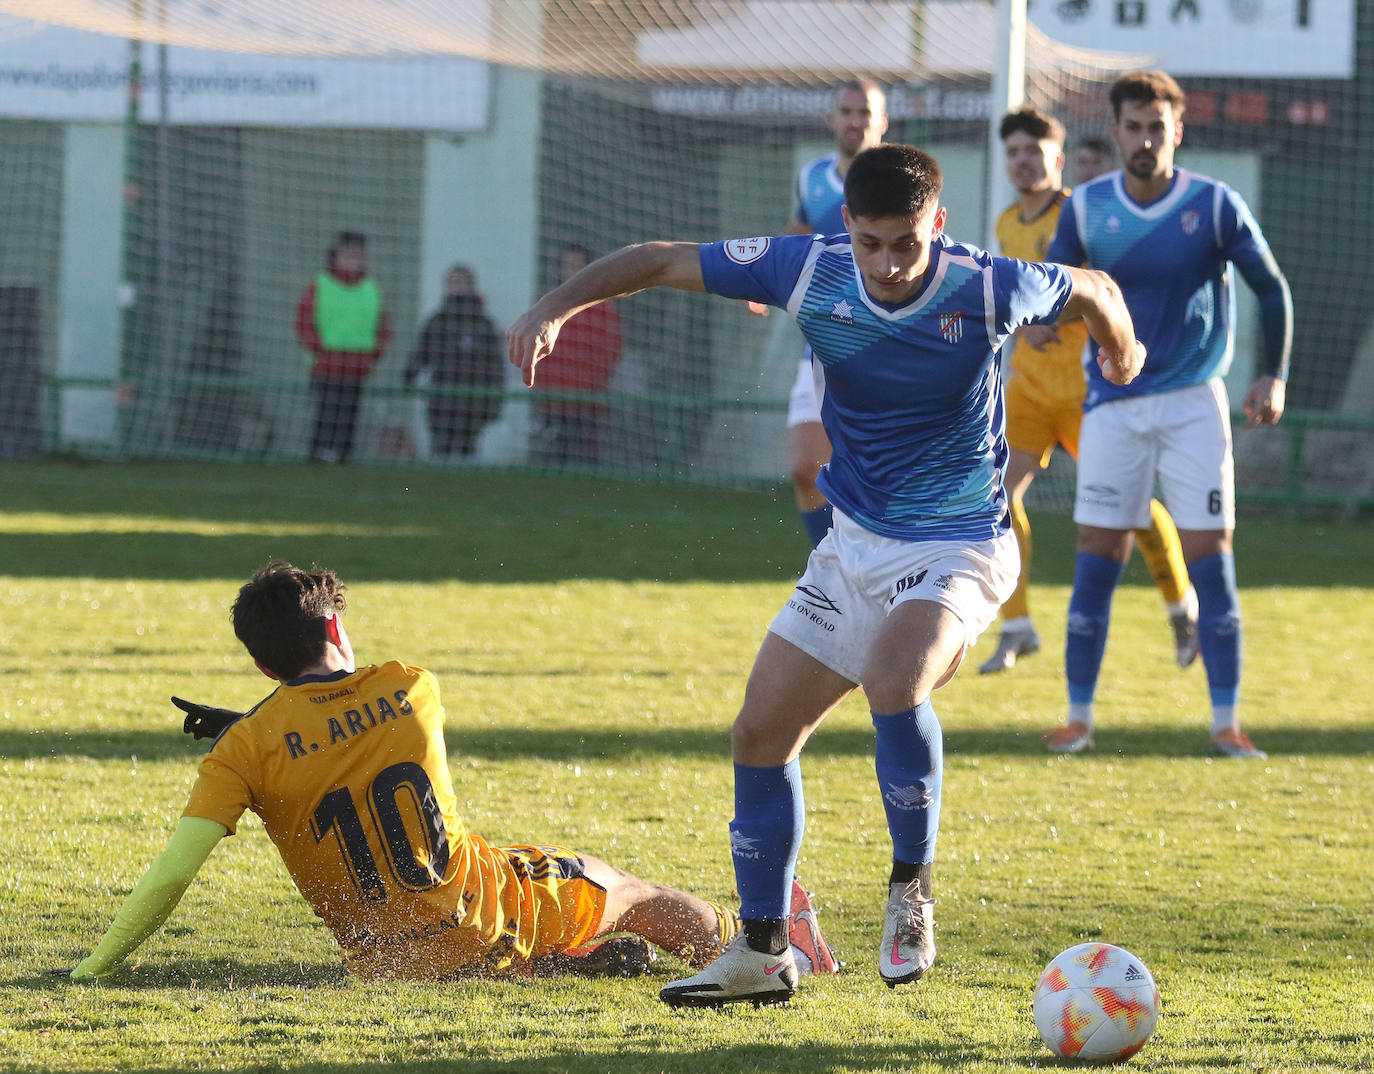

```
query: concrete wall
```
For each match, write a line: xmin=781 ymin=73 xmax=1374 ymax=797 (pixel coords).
xmin=57 ymin=124 xmax=123 ymax=445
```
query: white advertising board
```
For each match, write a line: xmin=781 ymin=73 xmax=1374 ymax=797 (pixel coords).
xmin=1029 ymin=0 xmax=1354 ymax=79
xmin=0 ymin=16 xmax=490 ymax=130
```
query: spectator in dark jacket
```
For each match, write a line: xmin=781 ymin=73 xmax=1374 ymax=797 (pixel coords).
xmin=404 ymin=265 xmax=504 ymax=459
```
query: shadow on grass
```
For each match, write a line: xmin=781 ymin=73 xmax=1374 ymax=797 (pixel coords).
xmin=8 ymin=724 xmax=1371 ymax=764
xmin=17 ymin=958 xmax=347 ymax=992
xmin=0 ymin=1013 xmax=1051 ymax=1074
xmin=0 ymin=462 xmax=806 ymax=584
xmin=3 ymin=460 xmax=1372 ymax=587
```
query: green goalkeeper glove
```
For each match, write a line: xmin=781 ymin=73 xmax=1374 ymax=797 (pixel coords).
xmin=172 ymin=696 xmax=243 ymax=741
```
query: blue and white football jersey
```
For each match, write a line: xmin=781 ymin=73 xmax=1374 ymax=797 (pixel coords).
xmin=701 ymin=233 xmax=1074 ymax=542
xmin=793 ymin=154 xmax=847 ymax=236
xmin=1049 ymin=168 xmax=1290 ymax=411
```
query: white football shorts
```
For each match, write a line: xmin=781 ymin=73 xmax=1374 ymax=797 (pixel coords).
xmin=1074 ymin=378 xmax=1235 ymax=531
xmin=767 ymin=508 xmax=1020 ymax=684
xmin=786 ymin=350 xmax=824 ymax=428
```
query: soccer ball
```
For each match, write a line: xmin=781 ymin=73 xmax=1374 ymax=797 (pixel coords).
xmin=1033 ymin=943 xmax=1160 ymax=1063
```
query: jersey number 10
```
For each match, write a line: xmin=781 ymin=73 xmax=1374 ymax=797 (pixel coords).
xmin=310 ymin=761 xmax=451 ymax=903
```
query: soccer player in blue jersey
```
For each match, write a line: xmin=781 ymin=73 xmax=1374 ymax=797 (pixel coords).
xmin=781 ymin=76 xmax=888 ymax=547
xmin=508 ymin=144 xmax=1144 ymax=1007
xmin=1043 ymin=70 xmax=1292 ymax=760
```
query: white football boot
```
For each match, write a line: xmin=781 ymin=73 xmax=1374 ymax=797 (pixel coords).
xmin=978 ymin=625 xmax=1042 ymax=674
xmin=878 ymin=877 xmax=936 ymax=988
xmin=1170 ymin=604 xmax=1200 ymax=669
xmin=660 ymin=933 xmax=798 ymax=1009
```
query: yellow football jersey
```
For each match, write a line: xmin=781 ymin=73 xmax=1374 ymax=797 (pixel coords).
xmin=996 ymin=190 xmax=1090 ymax=407
xmin=182 ymin=661 xmax=602 ymax=979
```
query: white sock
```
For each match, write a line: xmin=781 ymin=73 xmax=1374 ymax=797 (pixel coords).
xmin=1165 ymin=588 xmax=1198 ymax=619
xmin=1003 ymin=615 xmax=1032 ymax=634
xmin=1068 ymin=703 xmax=1094 ymax=730
xmin=1211 ymin=707 xmax=1237 ymax=737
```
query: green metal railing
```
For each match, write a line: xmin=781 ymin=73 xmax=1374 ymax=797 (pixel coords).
xmin=38 ymin=373 xmax=1374 ymax=516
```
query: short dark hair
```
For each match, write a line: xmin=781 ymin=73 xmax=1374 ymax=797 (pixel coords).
xmin=231 ymin=562 xmax=348 ymax=680
xmin=1076 ymin=135 xmax=1113 ymax=156
xmin=843 ymin=144 xmax=942 ymax=221
xmin=1109 ymin=70 xmax=1186 ymax=120
xmin=335 ymin=231 xmax=367 ymax=249
xmin=834 ymin=75 xmax=886 ymax=112
xmin=999 ymin=107 xmax=1065 ymax=147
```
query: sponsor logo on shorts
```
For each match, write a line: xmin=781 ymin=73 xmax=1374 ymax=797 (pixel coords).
xmin=723 ymin=236 xmax=770 ymax=264
xmin=1079 ymin=483 xmax=1121 ymax=509
xmin=933 ymin=573 xmax=956 ymax=592
xmin=888 ymin=569 xmax=928 ymax=606
xmin=882 ymin=782 xmax=934 ymax=811
xmin=788 ymin=584 xmax=840 ymax=632
xmin=794 ymin=584 xmax=842 ymax=614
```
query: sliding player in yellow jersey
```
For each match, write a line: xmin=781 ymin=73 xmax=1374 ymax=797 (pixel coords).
xmin=980 ymin=107 xmax=1198 ymax=676
xmin=66 ymin=562 xmax=836 ymax=985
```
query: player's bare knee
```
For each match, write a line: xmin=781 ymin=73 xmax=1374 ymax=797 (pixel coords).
xmin=730 ymin=714 xmax=769 ymax=761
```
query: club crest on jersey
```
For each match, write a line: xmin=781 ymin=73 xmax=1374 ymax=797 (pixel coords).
xmin=1180 ymin=209 xmax=1201 ymax=235
xmin=939 ymin=312 xmax=964 ymax=342
xmin=831 ymin=299 xmax=855 ymax=325
xmin=723 ymin=236 xmax=770 ymax=264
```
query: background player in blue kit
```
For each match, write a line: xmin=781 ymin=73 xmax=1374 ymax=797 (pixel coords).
xmin=507 ymin=144 xmax=1145 ymax=1008
xmin=777 ymin=76 xmax=888 ymax=547
xmin=1043 ymin=70 xmax=1293 ymax=760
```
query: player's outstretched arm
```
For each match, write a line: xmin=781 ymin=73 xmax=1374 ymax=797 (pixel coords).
xmin=70 ymin=817 xmax=226 ymax=981
xmin=1059 ymin=267 xmax=1145 ymax=386
xmin=506 ymin=242 xmax=705 ymax=387
xmin=173 ymin=696 xmax=244 ymax=740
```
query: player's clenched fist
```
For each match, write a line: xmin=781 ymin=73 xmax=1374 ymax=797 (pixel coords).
xmin=1096 ymin=338 xmax=1146 ymax=386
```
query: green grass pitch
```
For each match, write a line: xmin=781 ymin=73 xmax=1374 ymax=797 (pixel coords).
xmin=1 ymin=461 xmax=1369 ymax=1073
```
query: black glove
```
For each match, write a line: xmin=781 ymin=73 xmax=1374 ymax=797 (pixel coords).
xmin=172 ymin=696 xmax=244 ymax=741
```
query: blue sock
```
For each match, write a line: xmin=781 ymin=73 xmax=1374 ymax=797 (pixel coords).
xmin=873 ymin=702 xmax=943 ymax=864
xmin=1189 ymin=553 xmax=1242 ymax=711
xmin=730 ymin=759 xmax=804 ymax=921
xmin=799 ymin=503 xmax=833 ymax=547
xmin=1065 ymin=553 xmax=1125 ymax=706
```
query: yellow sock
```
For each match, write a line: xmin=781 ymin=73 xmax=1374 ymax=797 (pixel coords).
xmin=1133 ymin=498 xmax=1190 ymax=606
xmin=707 ymin=899 xmax=740 ymax=951
xmin=1002 ymin=495 xmax=1032 ymax=621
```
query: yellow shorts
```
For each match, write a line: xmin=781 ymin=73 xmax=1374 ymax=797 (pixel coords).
xmin=346 ymin=842 xmax=608 ymax=981
xmin=1004 ymin=371 xmax=1083 ymax=468
xmin=501 ymin=844 xmax=608 ymax=963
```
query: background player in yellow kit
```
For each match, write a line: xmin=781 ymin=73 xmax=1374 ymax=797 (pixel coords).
xmin=981 ymin=107 xmax=1198 ymax=676
xmin=66 ymin=562 xmax=836 ymax=983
